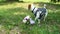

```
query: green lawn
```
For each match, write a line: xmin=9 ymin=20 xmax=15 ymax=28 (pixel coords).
xmin=0 ymin=1 xmax=60 ymax=34
xmin=23 ymin=0 xmax=50 ymax=2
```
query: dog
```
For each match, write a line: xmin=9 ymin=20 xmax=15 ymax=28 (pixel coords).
xmin=28 ymin=4 xmax=48 ymax=24
xmin=22 ymin=15 xmax=35 ymax=24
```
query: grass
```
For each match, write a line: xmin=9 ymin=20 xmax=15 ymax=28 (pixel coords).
xmin=0 ymin=1 xmax=60 ymax=34
xmin=23 ymin=0 xmax=50 ymax=2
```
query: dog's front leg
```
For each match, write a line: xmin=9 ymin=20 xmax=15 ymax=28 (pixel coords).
xmin=35 ymin=17 xmax=40 ymax=24
xmin=44 ymin=12 xmax=48 ymax=21
xmin=38 ymin=19 xmax=41 ymax=27
xmin=35 ymin=17 xmax=37 ymax=21
xmin=38 ymin=19 xmax=40 ymax=24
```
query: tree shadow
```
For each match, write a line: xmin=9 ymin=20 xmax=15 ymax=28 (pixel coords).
xmin=0 ymin=7 xmax=36 ymax=34
xmin=0 ymin=6 xmax=34 ymax=30
xmin=0 ymin=1 xmax=24 ymax=6
xmin=0 ymin=1 xmax=16 ymax=5
xmin=0 ymin=2 xmax=60 ymax=34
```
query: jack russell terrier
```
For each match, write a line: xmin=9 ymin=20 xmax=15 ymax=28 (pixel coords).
xmin=23 ymin=15 xmax=35 ymax=24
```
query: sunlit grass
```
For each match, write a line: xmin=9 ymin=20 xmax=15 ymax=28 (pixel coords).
xmin=0 ymin=2 xmax=60 ymax=34
xmin=23 ymin=0 xmax=50 ymax=2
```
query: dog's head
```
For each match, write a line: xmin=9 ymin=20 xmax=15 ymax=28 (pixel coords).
xmin=28 ymin=4 xmax=35 ymax=10
xmin=22 ymin=15 xmax=30 ymax=23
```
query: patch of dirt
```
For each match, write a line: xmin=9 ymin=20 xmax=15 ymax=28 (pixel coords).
xmin=0 ymin=25 xmax=6 ymax=34
xmin=10 ymin=27 xmax=21 ymax=34
xmin=0 ymin=25 xmax=21 ymax=34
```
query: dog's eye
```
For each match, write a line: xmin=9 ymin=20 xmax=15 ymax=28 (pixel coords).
xmin=25 ymin=18 xmax=29 ymax=20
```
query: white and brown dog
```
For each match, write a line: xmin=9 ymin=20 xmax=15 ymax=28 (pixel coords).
xmin=22 ymin=15 xmax=35 ymax=24
xmin=28 ymin=4 xmax=48 ymax=24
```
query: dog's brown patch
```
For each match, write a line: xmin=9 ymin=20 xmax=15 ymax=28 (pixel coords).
xmin=28 ymin=4 xmax=31 ymax=10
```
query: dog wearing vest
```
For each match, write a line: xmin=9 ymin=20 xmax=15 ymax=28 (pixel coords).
xmin=28 ymin=4 xmax=48 ymax=24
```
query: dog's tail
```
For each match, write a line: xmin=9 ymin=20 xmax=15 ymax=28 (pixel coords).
xmin=44 ymin=4 xmax=46 ymax=8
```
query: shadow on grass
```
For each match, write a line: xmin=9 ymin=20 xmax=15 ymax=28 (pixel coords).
xmin=0 ymin=7 xmax=34 ymax=30
xmin=0 ymin=1 xmax=25 ymax=6
xmin=0 ymin=2 xmax=60 ymax=34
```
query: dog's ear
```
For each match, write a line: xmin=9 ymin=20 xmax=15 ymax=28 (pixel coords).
xmin=28 ymin=4 xmax=31 ymax=10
